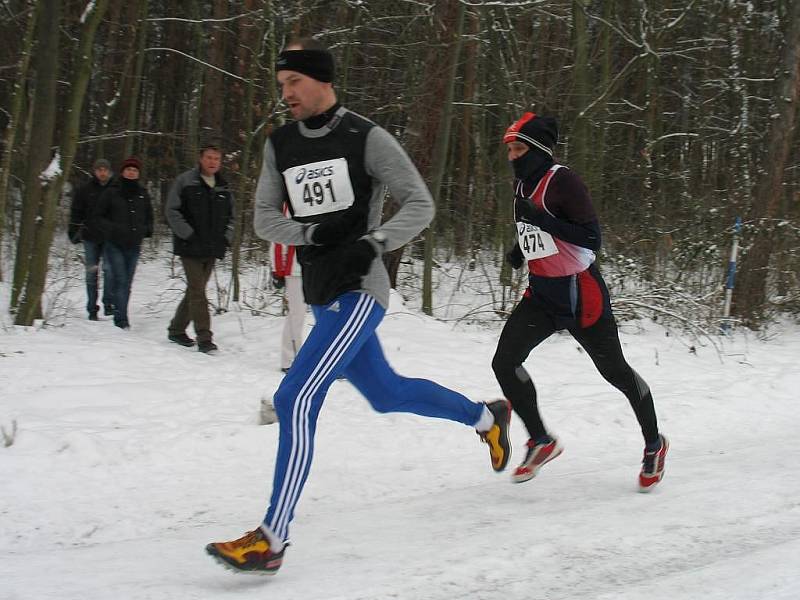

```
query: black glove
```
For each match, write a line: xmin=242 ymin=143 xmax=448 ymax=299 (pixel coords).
xmin=271 ymin=272 xmax=285 ymax=289
xmin=514 ymin=197 xmax=544 ymax=226
xmin=342 ymin=239 xmax=376 ymax=277
xmin=311 ymin=208 xmax=367 ymax=246
xmin=505 ymin=243 xmax=524 ymax=269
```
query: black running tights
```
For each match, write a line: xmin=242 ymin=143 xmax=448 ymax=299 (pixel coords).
xmin=491 ymin=295 xmax=660 ymax=445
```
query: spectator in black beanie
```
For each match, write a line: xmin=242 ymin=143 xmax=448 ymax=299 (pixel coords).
xmin=69 ymin=158 xmax=115 ymax=320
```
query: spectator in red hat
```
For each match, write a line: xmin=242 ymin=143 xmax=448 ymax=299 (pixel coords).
xmin=493 ymin=112 xmax=668 ymax=491
xmin=91 ymin=156 xmax=153 ymax=329
xmin=120 ymin=156 xmax=142 ymax=171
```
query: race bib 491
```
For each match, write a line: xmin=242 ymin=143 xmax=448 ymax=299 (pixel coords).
xmin=283 ymin=158 xmax=355 ymax=217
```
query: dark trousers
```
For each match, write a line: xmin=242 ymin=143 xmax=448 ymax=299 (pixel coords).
xmin=492 ymin=294 xmax=660 ymax=445
xmin=103 ymin=242 xmax=140 ymax=328
xmin=83 ymin=240 xmax=114 ymax=315
xmin=169 ymin=256 xmax=215 ymax=343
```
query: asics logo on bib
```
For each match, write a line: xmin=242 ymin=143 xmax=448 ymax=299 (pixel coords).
xmin=294 ymin=165 xmax=335 ymax=184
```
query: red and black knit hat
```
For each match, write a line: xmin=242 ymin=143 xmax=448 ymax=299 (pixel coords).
xmin=502 ymin=112 xmax=558 ymax=157
xmin=120 ymin=156 xmax=142 ymax=171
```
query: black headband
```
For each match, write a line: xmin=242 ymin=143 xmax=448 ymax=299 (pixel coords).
xmin=276 ymin=49 xmax=335 ymax=83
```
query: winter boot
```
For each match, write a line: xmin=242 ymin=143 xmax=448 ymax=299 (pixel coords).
xmin=168 ymin=333 xmax=196 ymax=347
xmin=198 ymin=340 xmax=218 ymax=354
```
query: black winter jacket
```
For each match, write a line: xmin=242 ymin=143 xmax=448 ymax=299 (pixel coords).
xmin=92 ymin=178 xmax=154 ymax=248
xmin=165 ymin=167 xmax=234 ymax=259
xmin=68 ymin=177 xmax=111 ymax=243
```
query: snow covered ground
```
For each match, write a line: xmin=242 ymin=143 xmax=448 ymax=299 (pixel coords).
xmin=1 ymin=254 xmax=799 ymax=599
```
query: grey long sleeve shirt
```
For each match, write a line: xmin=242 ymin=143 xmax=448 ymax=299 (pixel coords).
xmin=254 ymin=109 xmax=433 ymax=308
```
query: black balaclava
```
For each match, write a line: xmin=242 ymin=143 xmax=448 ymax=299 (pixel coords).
xmin=512 ymin=148 xmax=553 ymax=182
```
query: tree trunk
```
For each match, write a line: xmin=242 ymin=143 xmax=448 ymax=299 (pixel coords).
xmin=17 ymin=0 xmax=109 ymax=325
xmin=200 ymin=0 xmax=228 ymax=136
xmin=123 ymin=0 xmax=149 ymax=158
xmin=11 ymin=0 xmax=61 ymax=322
xmin=571 ymin=0 xmax=592 ymax=180
xmin=422 ymin=1 xmax=466 ymax=315
xmin=231 ymin=0 xmax=265 ymax=303
xmin=97 ymin=4 xmax=139 ymax=160
xmin=183 ymin=0 xmax=204 ymax=167
xmin=95 ymin=0 xmax=123 ymax=159
xmin=734 ymin=0 xmax=800 ymax=326
xmin=0 ymin=0 xmax=39 ymax=282
xmin=453 ymin=10 xmax=479 ymax=258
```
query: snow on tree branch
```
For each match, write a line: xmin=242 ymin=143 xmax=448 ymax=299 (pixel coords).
xmin=80 ymin=1 xmax=96 ymax=24
xmin=39 ymin=151 xmax=61 ymax=186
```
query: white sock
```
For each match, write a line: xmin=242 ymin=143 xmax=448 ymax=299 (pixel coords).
xmin=474 ymin=405 xmax=495 ymax=432
xmin=260 ymin=523 xmax=284 ymax=553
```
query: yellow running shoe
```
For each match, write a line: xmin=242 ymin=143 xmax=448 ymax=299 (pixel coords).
xmin=478 ymin=400 xmax=512 ymax=472
xmin=206 ymin=527 xmax=285 ymax=574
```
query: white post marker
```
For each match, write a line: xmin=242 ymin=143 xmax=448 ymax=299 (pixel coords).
xmin=721 ymin=217 xmax=742 ymax=333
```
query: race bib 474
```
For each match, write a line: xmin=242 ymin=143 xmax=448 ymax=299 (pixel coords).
xmin=517 ymin=221 xmax=559 ymax=259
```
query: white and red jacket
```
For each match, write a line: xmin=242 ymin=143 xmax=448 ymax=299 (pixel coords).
xmin=271 ymin=204 xmax=301 ymax=278
xmin=272 ymin=241 xmax=300 ymax=278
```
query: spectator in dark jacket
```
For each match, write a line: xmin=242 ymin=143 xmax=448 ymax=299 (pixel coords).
xmin=165 ymin=140 xmax=234 ymax=353
xmin=92 ymin=156 xmax=153 ymax=330
xmin=68 ymin=158 xmax=114 ymax=320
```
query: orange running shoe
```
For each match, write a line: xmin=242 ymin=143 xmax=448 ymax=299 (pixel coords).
xmin=206 ymin=527 xmax=285 ymax=574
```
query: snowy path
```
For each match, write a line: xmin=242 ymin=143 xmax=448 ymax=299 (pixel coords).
xmin=2 ymin=266 xmax=799 ymax=599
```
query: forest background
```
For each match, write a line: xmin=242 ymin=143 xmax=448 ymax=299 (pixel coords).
xmin=1 ymin=0 xmax=798 ymax=330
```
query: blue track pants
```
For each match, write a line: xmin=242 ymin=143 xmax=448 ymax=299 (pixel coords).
xmin=264 ymin=292 xmax=483 ymax=542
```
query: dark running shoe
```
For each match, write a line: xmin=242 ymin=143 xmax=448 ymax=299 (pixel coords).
xmin=168 ymin=333 xmax=196 ymax=347
xmin=103 ymin=304 xmax=115 ymax=316
xmin=206 ymin=528 xmax=285 ymax=575
xmin=639 ymin=434 xmax=669 ymax=492
xmin=478 ymin=400 xmax=512 ymax=472
xmin=88 ymin=312 xmax=99 ymax=321
xmin=511 ymin=437 xmax=563 ymax=483
xmin=197 ymin=340 xmax=218 ymax=354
